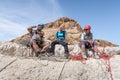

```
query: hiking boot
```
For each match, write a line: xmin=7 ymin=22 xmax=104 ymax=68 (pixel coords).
xmin=35 ymin=53 xmax=39 ymax=57
xmin=65 ymin=53 xmax=71 ymax=59
xmin=94 ymin=53 xmax=100 ymax=59
xmin=35 ymin=51 xmax=41 ymax=57
xmin=40 ymin=49 xmax=46 ymax=53
xmin=46 ymin=53 xmax=54 ymax=57
xmin=81 ymin=52 xmax=87 ymax=59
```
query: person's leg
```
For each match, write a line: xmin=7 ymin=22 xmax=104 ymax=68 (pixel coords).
xmin=41 ymin=42 xmax=51 ymax=53
xmin=60 ymin=42 xmax=69 ymax=53
xmin=31 ymin=40 xmax=40 ymax=57
xmin=60 ymin=42 xmax=70 ymax=59
xmin=50 ymin=40 xmax=59 ymax=54
xmin=79 ymin=42 xmax=86 ymax=52
xmin=79 ymin=42 xmax=87 ymax=59
xmin=92 ymin=42 xmax=99 ymax=59
xmin=92 ymin=42 xmax=98 ymax=53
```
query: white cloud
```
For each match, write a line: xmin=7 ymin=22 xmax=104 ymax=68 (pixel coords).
xmin=0 ymin=18 xmax=27 ymax=41
xmin=0 ymin=0 xmax=63 ymax=41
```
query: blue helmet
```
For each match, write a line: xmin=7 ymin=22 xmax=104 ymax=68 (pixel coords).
xmin=38 ymin=24 xmax=44 ymax=28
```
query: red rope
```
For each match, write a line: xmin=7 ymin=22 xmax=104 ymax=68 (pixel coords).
xmin=99 ymin=46 xmax=114 ymax=80
xmin=71 ymin=46 xmax=114 ymax=80
xmin=71 ymin=54 xmax=86 ymax=64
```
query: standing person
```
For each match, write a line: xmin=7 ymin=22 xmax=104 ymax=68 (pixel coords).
xmin=49 ymin=24 xmax=70 ymax=58
xmin=79 ymin=25 xmax=99 ymax=59
xmin=27 ymin=24 xmax=49 ymax=57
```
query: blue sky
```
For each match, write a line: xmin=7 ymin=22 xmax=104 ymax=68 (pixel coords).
xmin=0 ymin=0 xmax=120 ymax=45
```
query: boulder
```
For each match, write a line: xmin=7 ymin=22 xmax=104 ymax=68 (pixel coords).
xmin=0 ymin=42 xmax=120 ymax=57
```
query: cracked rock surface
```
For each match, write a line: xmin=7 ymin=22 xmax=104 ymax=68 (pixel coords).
xmin=0 ymin=42 xmax=120 ymax=80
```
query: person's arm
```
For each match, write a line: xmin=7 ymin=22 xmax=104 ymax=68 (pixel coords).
xmin=80 ymin=39 xmax=94 ymax=43
xmin=64 ymin=31 xmax=67 ymax=42
xmin=86 ymin=33 xmax=94 ymax=43
xmin=80 ymin=40 xmax=89 ymax=42
xmin=37 ymin=31 xmax=44 ymax=37
xmin=55 ymin=32 xmax=58 ymax=39
xmin=80 ymin=33 xmax=88 ymax=42
xmin=88 ymin=33 xmax=94 ymax=43
xmin=80 ymin=32 xmax=94 ymax=42
xmin=27 ymin=26 xmax=36 ymax=33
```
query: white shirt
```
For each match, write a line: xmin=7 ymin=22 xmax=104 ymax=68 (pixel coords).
xmin=81 ymin=32 xmax=93 ymax=40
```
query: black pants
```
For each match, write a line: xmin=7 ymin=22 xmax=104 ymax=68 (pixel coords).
xmin=50 ymin=40 xmax=69 ymax=54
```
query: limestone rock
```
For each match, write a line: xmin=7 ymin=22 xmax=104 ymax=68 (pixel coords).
xmin=0 ymin=54 xmax=120 ymax=80
xmin=0 ymin=42 xmax=33 ymax=57
xmin=0 ymin=42 xmax=120 ymax=57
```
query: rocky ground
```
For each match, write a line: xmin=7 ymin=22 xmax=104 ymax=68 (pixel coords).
xmin=0 ymin=54 xmax=120 ymax=80
xmin=0 ymin=42 xmax=120 ymax=80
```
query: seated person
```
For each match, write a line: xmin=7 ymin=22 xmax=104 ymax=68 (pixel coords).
xmin=79 ymin=25 xmax=99 ymax=59
xmin=27 ymin=24 xmax=49 ymax=57
xmin=49 ymin=24 xmax=69 ymax=58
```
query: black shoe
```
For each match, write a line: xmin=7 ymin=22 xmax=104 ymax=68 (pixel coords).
xmin=40 ymin=50 xmax=46 ymax=53
xmin=35 ymin=53 xmax=39 ymax=57
xmin=46 ymin=53 xmax=54 ymax=57
xmin=65 ymin=53 xmax=71 ymax=59
xmin=35 ymin=51 xmax=40 ymax=57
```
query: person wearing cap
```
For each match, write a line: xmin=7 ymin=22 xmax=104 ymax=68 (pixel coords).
xmin=49 ymin=24 xmax=70 ymax=58
xmin=79 ymin=25 xmax=99 ymax=59
xmin=27 ymin=24 xmax=49 ymax=57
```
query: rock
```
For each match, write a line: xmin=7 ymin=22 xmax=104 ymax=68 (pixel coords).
xmin=54 ymin=45 xmax=65 ymax=57
xmin=0 ymin=54 xmax=120 ymax=80
xmin=10 ymin=17 xmax=118 ymax=47
xmin=0 ymin=41 xmax=120 ymax=80
xmin=0 ymin=42 xmax=120 ymax=58
xmin=0 ymin=42 xmax=33 ymax=57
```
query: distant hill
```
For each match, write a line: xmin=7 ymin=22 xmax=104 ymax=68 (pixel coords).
xmin=11 ymin=17 xmax=118 ymax=47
